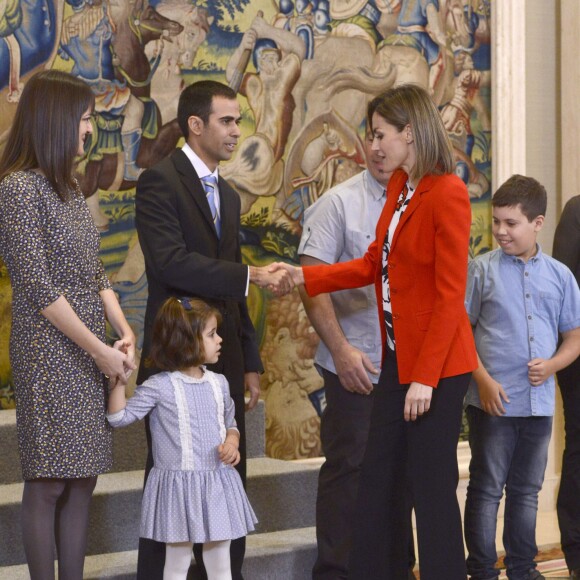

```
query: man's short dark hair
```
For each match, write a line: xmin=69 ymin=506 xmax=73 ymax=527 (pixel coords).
xmin=492 ymin=174 xmax=547 ymax=220
xmin=177 ymin=81 xmax=237 ymax=138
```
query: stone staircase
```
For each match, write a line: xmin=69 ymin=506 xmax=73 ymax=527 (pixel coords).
xmin=0 ymin=402 xmax=321 ymax=579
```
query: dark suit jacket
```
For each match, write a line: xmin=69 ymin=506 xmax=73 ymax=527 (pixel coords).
xmin=553 ymin=195 xmax=580 ymax=287
xmin=553 ymin=194 xmax=580 ymax=385
xmin=135 ymin=148 xmax=263 ymax=394
xmin=304 ymin=170 xmax=477 ymax=387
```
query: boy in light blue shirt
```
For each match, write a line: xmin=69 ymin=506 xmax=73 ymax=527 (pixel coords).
xmin=464 ymin=175 xmax=580 ymax=580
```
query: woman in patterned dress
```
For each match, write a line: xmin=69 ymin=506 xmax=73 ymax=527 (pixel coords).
xmin=107 ymin=298 xmax=257 ymax=580
xmin=0 ymin=70 xmax=136 ymax=580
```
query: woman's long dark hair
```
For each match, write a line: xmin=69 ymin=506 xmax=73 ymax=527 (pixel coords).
xmin=0 ymin=70 xmax=95 ymax=200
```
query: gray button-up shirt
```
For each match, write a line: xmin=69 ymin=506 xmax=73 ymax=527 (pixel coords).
xmin=298 ymin=170 xmax=386 ymax=383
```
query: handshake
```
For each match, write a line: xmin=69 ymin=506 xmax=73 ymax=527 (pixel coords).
xmin=249 ymin=262 xmax=305 ymax=297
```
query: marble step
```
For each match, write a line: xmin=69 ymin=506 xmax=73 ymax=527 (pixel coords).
xmin=0 ymin=527 xmax=318 ymax=580
xmin=0 ymin=457 xmax=321 ymax=567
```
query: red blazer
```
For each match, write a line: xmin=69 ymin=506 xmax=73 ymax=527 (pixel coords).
xmin=304 ymin=170 xmax=477 ymax=387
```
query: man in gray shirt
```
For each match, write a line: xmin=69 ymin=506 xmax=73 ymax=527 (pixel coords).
xmin=298 ymin=108 xmax=415 ymax=578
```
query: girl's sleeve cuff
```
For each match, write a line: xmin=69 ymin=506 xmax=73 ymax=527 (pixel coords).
xmin=106 ymin=409 xmax=126 ymax=425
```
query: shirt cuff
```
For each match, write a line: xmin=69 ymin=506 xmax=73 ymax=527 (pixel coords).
xmin=106 ymin=409 xmax=125 ymax=424
xmin=245 ymin=266 xmax=250 ymax=296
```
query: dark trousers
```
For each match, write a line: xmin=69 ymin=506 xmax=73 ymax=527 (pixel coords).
xmin=557 ymin=356 xmax=580 ymax=571
xmin=136 ymin=393 xmax=247 ymax=580
xmin=348 ymin=351 xmax=469 ymax=580
xmin=314 ymin=369 xmax=416 ymax=580
xmin=313 ymin=369 xmax=375 ymax=580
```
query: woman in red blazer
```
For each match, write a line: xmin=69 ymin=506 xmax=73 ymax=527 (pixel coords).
xmin=279 ymin=85 xmax=477 ymax=579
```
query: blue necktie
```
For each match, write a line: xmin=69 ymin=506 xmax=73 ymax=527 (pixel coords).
xmin=201 ymin=174 xmax=220 ymax=237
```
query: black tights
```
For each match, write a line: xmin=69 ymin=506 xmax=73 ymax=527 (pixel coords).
xmin=21 ymin=477 xmax=98 ymax=580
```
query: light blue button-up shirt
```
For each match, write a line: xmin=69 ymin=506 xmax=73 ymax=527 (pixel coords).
xmin=465 ymin=247 xmax=580 ymax=416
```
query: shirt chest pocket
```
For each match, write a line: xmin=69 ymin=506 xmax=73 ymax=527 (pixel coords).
xmin=536 ymin=291 xmax=561 ymax=322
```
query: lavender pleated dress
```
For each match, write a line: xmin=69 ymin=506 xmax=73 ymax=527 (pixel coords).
xmin=107 ymin=369 xmax=257 ymax=543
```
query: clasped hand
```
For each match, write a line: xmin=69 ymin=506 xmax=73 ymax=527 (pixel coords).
xmin=251 ymin=262 xmax=302 ymax=297
xmin=527 ymin=358 xmax=552 ymax=386
xmin=101 ymin=338 xmax=136 ymax=388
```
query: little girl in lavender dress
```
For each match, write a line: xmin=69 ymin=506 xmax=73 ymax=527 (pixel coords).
xmin=107 ymin=297 xmax=257 ymax=580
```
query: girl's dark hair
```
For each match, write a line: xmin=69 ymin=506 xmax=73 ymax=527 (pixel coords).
xmin=0 ymin=70 xmax=95 ymax=200
xmin=148 ymin=298 xmax=222 ymax=371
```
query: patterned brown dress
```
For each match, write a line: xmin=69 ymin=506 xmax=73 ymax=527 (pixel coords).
xmin=0 ymin=171 xmax=113 ymax=479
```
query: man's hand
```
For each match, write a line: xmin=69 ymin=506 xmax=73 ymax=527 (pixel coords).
xmin=477 ymin=376 xmax=509 ymax=416
xmin=266 ymin=267 xmax=294 ymax=297
xmin=244 ymin=371 xmax=260 ymax=411
xmin=250 ymin=11 xmax=268 ymax=37
xmin=268 ymin=262 xmax=304 ymax=287
xmin=334 ymin=344 xmax=378 ymax=395
xmin=404 ymin=382 xmax=433 ymax=421
xmin=249 ymin=263 xmax=295 ymax=296
xmin=528 ymin=358 xmax=553 ymax=386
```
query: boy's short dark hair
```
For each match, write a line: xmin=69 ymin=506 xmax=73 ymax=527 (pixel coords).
xmin=148 ymin=298 xmax=222 ymax=371
xmin=492 ymin=174 xmax=547 ymax=220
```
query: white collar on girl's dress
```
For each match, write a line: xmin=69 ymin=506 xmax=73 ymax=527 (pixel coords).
xmin=171 ymin=368 xmax=209 ymax=384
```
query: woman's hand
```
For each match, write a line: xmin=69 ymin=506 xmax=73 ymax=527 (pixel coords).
xmin=99 ymin=288 xmax=137 ymax=377
xmin=93 ymin=343 xmax=134 ymax=384
xmin=404 ymin=381 xmax=433 ymax=421
xmin=113 ymin=336 xmax=137 ymax=379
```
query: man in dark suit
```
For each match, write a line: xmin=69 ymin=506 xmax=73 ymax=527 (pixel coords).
xmin=553 ymin=195 xmax=580 ymax=579
xmin=135 ymin=80 xmax=289 ymax=580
